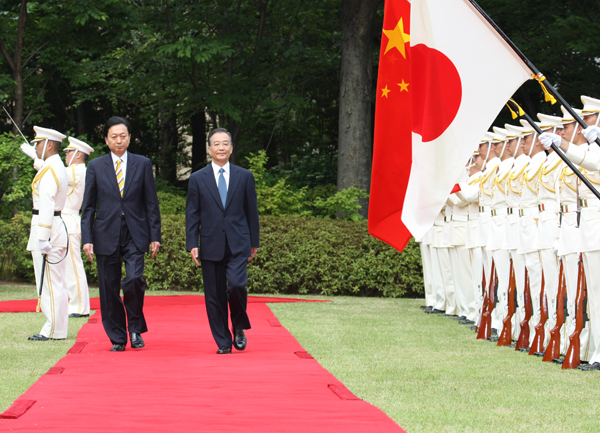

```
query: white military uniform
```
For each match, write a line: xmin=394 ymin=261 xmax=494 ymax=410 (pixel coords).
xmin=562 ymin=98 xmax=600 ymax=363
xmin=62 ymin=137 xmax=94 ymax=316
xmin=457 ymin=168 xmax=483 ymax=322
xmin=488 ymin=146 xmax=514 ymax=334
xmin=557 ymin=106 xmax=592 ymax=359
xmin=417 ymin=227 xmax=435 ymax=308
xmin=532 ymin=113 xmax=563 ymax=349
xmin=26 ymin=129 xmax=69 ymax=339
xmin=431 ymin=207 xmax=455 ymax=313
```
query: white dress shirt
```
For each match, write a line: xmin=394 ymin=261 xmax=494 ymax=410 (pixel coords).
xmin=111 ymin=151 xmax=128 ymax=183
xmin=211 ymin=161 xmax=230 ymax=190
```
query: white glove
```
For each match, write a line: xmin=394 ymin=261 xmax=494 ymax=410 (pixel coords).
xmin=582 ymin=126 xmax=600 ymax=143
xmin=39 ymin=240 xmax=52 ymax=255
xmin=552 ymin=238 xmax=560 ymax=255
xmin=20 ymin=143 xmax=36 ymax=159
xmin=539 ymin=132 xmax=561 ymax=150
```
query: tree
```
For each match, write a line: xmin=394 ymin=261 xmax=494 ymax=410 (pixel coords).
xmin=337 ymin=0 xmax=382 ymax=217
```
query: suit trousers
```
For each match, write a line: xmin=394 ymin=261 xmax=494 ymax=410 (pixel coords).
xmin=96 ymin=218 xmax=148 ymax=345
xmin=201 ymin=238 xmax=252 ymax=349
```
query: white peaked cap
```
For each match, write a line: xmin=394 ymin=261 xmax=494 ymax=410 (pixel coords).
xmin=504 ymin=124 xmax=525 ymax=139
xmin=31 ymin=126 xmax=66 ymax=143
xmin=492 ymin=126 xmax=508 ymax=141
xmin=519 ymin=119 xmax=537 ymax=135
xmin=480 ymin=132 xmax=495 ymax=144
xmin=581 ymin=95 xmax=600 ymax=115
xmin=561 ymin=105 xmax=583 ymax=124
xmin=537 ymin=113 xmax=563 ymax=129
xmin=65 ymin=137 xmax=94 ymax=155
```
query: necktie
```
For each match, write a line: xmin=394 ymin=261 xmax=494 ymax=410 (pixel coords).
xmin=116 ymin=159 xmax=124 ymax=197
xmin=218 ymin=168 xmax=227 ymax=207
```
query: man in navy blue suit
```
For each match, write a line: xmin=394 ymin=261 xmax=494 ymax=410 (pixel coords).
xmin=81 ymin=117 xmax=161 ymax=352
xmin=186 ymin=128 xmax=260 ymax=354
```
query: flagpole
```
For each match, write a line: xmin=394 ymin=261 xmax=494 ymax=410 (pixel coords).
xmin=467 ymin=0 xmax=600 ymax=147
xmin=506 ymin=100 xmax=600 ymax=201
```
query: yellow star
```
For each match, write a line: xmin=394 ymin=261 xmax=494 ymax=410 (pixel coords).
xmin=382 ymin=18 xmax=410 ymax=58
xmin=398 ymin=80 xmax=409 ymax=92
xmin=381 ymin=85 xmax=391 ymax=98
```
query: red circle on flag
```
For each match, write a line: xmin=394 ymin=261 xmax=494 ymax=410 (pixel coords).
xmin=411 ymin=44 xmax=462 ymax=143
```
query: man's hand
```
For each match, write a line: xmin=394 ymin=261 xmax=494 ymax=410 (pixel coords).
xmin=83 ymin=243 xmax=94 ymax=262
xmin=20 ymin=143 xmax=36 ymax=159
xmin=151 ymin=241 xmax=160 ymax=259
xmin=39 ymin=240 xmax=52 ymax=255
xmin=539 ymin=132 xmax=562 ymax=150
xmin=248 ymin=247 xmax=258 ymax=262
xmin=190 ymin=248 xmax=200 ymax=267
xmin=583 ymin=126 xmax=600 ymax=144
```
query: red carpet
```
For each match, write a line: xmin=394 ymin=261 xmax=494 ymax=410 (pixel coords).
xmin=0 ymin=295 xmax=404 ymax=432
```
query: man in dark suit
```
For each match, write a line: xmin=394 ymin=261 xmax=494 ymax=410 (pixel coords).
xmin=81 ymin=117 xmax=161 ymax=352
xmin=186 ymin=128 xmax=260 ymax=354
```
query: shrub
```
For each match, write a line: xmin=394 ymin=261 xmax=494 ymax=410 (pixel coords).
xmin=1 ymin=213 xmax=423 ymax=298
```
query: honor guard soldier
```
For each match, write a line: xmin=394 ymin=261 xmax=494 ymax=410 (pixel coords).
xmin=476 ymin=133 xmax=500 ymax=326
xmin=488 ymin=127 xmax=515 ymax=339
xmin=535 ymin=114 xmax=564 ymax=350
xmin=417 ymin=226 xmax=435 ymax=312
xmin=428 ymin=204 xmax=455 ymax=314
xmin=540 ymin=105 xmax=590 ymax=360
xmin=63 ymin=137 xmax=94 ymax=318
xmin=542 ymin=96 xmax=600 ymax=369
xmin=20 ymin=127 xmax=69 ymax=340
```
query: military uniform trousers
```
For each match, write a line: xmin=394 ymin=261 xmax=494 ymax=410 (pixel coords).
xmin=32 ymin=247 xmax=68 ymax=339
xmin=450 ymin=245 xmax=475 ymax=320
xmin=65 ymin=232 xmax=90 ymax=315
xmin=420 ymin=242 xmax=434 ymax=308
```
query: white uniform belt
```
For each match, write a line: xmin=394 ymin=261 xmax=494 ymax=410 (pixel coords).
xmin=560 ymin=204 xmax=578 ymax=213
xmin=61 ymin=208 xmax=80 ymax=216
xmin=538 ymin=203 xmax=558 ymax=212
xmin=468 ymin=214 xmax=479 ymax=221
xmin=451 ymin=215 xmax=468 ymax=222
xmin=580 ymin=198 xmax=600 ymax=209
xmin=519 ymin=206 xmax=539 ymax=217
xmin=491 ymin=208 xmax=508 ymax=216
xmin=479 ymin=205 xmax=491 ymax=213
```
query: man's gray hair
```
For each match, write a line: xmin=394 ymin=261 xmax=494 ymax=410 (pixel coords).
xmin=207 ymin=128 xmax=232 ymax=146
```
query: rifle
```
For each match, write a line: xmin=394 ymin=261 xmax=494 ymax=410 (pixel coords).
xmin=529 ymin=273 xmax=547 ymax=355
xmin=35 ymin=253 xmax=47 ymax=313
xmin=498 ymin=259 xmax=516 ymax=346
xmin=516 ymin=268 xmax=532 ymax=350
xmin=563 ymin=257 xmax=586 ymax=369
xmin=543 ymin=259 xmax=566 ymax=362
xmin=477 ymin=259 xmax=497 ymax=340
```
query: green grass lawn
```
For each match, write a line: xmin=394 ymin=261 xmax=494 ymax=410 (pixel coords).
xmin=2 ymin=285 xmax=600 ymax=432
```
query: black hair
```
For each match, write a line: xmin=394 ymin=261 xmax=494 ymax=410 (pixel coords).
xmin=104 ymin=116 xmax=131 ymax=137
xmin=207 ymin=128 xmax=232 ymax=146
xmin=83 ymin=153 xmax=90 ymax=162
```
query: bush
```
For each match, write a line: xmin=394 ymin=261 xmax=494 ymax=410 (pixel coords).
xmin=1 ymin=213 xmax=423 ymax=298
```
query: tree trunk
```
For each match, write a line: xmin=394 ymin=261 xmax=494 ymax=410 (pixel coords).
xmin=191 ymin=111 xmax=206 ymax=172
xmin=159 ymin=109 xmax=178 ymax=183
xmin=76 ymin=102 xmax=87 ymax=137
xmin=338 ymin=0 xmax=381 ymax=218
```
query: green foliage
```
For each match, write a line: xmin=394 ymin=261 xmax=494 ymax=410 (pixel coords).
xmin=0 ymin=134 xmax=36 ymax=219
xmin=0 ymin=213 xmax=422 ymax=298
xmin=0 ymin=213 xmax=34 ymax=282
xmin=313 ymin=186 xmax=369 ymax=221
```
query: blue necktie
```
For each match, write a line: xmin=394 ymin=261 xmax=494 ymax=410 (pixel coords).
xmin=218 ymin=168 xmax=227 ymax=207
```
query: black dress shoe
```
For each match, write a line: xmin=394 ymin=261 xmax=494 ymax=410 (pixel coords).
xmin=453 ymin=316 xmax=467 ymax=321
xmin=130 ymin=333 xmax=145 ymax=349
xmin=487 ymin=336 xmax=500 ymax=342
xmin=427 ymin=309 xmax=445 ymax=314
xmin=440 ymin=314 xmax=458 ymax=317
xmin=28 ymin=334 xmax=49 ymax=341
xmin=491 ymin=328 xmax=498 ymax=336
xmin=110 ymin=344 xmax=125 ymax=352
xmin=518 ymin=347 xmax=530 ymax=352
xmin=68 ymin=313 xmax=89 ymax=318
xmin=552 ymin=358 xmax=564 ymax=364
xmin=217 ymin=346 xmax=232 ymax=354
xmin=507 ymin=343 xmax=516 ymax=348
xmin=233 ymin=329 xmax=247 ymax=351
xmin=468 ymin=325 xmax=478 ymax=331
xmin=577 ymin=362 xmax=600 ymax=371
xmin=459 ymin=320 xmax=475 ymax=325
xmin=533 ymin=351 xmax=545 ymax=357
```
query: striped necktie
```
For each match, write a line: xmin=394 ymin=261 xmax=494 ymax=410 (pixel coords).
xmin=115 ymin=159 xmax=124 ymax=197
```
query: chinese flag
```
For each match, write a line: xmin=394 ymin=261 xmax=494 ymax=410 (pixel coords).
xmin=368 ymin=0 xmax=413 ymax=251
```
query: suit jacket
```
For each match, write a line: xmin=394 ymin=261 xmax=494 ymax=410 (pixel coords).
xmin=81 ymin=152 xmax=161 ymax=255
xmin=186 ymin=164 xmax=260 ymax=261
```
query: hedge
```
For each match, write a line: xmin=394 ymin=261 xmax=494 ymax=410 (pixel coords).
xmin=0 ymin=213 xmax=423 ymax=298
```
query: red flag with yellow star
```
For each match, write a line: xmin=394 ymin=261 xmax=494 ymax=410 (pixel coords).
xmin=368 ymin=0 xmax=413 ymax=251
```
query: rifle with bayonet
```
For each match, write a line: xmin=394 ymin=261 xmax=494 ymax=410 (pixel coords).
xmin=498 ymin=259 xmax=516 ymax=346
xmin=543 ymin=259 xmax=566 ymax=362
xmin=563 ymin=256 xmax=587 ymax=369
xmin=530 ymin=273 xmax=547 ymax=355
xmin=516 ymin=268 xmax=532 ymax=351
xmin=477 ymin=260 xmax=497 ymax=340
